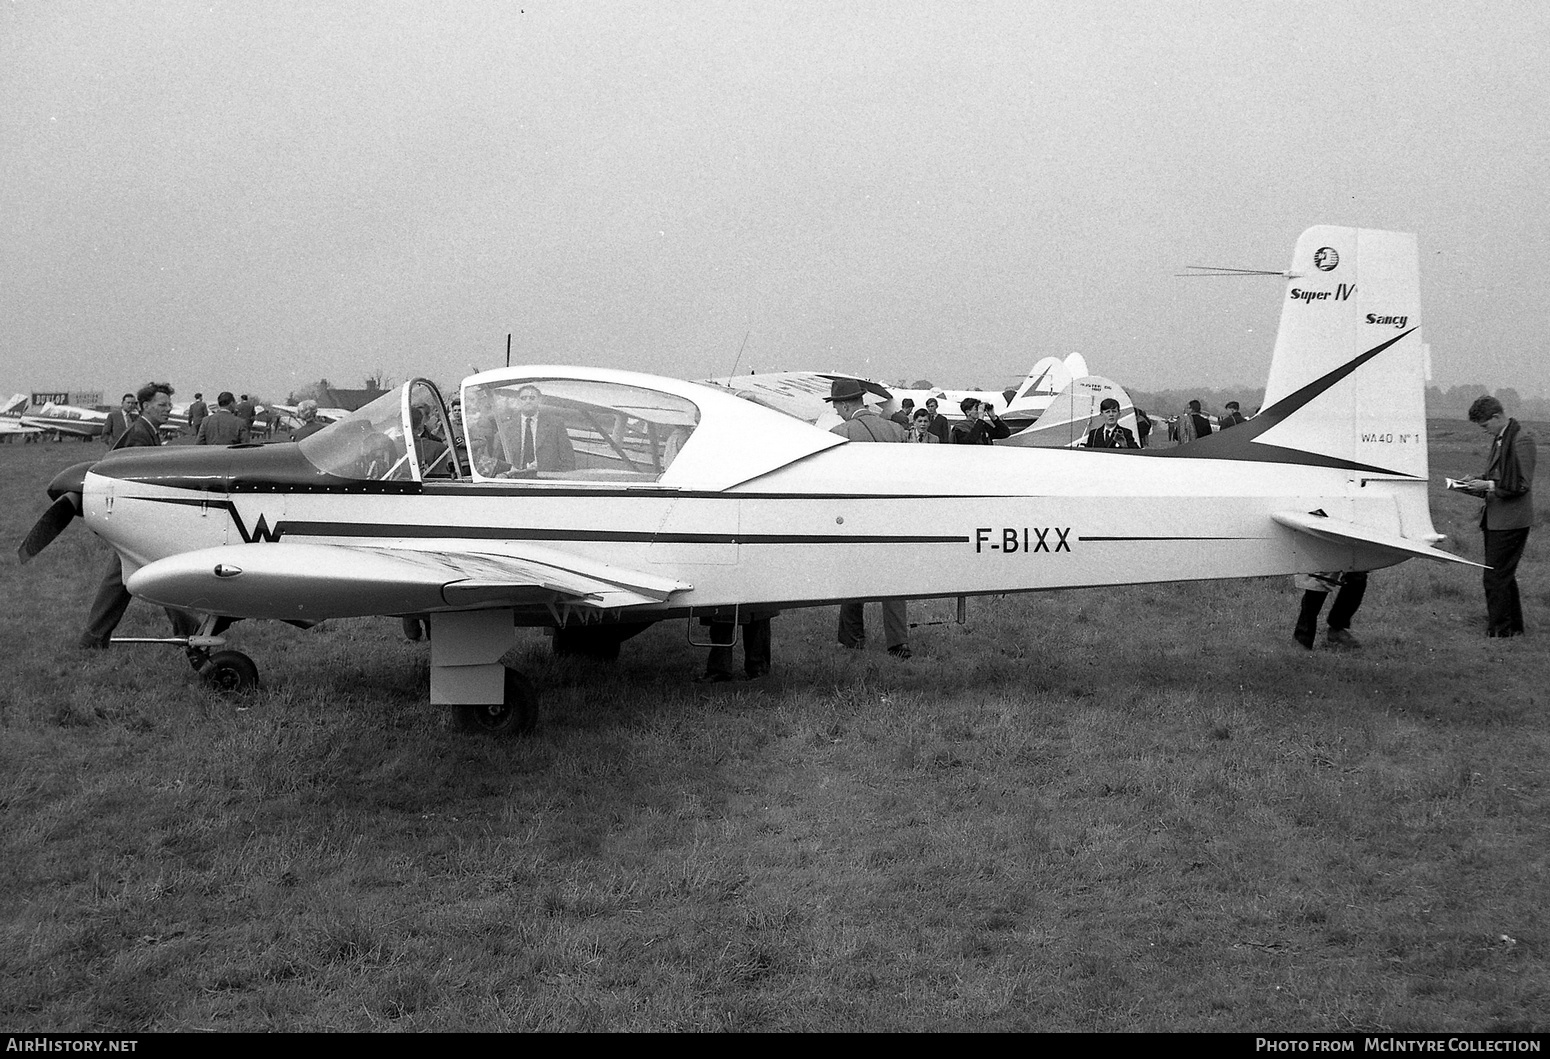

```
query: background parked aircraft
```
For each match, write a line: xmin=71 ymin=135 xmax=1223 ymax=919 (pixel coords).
xmin=13 ymin=398 xmax=106 ymax=440
xmin=0 ymin=395 xmax=44 ymax=439
xmin=877 ymin=352 xmax=1092 ymax=432
xmin=999 ymin=376 xmax=1142 ymax=448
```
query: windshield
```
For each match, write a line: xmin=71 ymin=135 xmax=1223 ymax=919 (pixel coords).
xmin=296 ymin=388 xmax=413 ymax=480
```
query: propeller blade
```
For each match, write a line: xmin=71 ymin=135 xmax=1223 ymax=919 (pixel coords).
xmin=17 ymin=495 xmax=78 ymax=564
xmin=47 ymin=461 xmax=93 ymax=502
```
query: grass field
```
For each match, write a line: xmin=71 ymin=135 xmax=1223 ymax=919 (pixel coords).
xmin=1 ymin=424 xmax=1546 ymax=1032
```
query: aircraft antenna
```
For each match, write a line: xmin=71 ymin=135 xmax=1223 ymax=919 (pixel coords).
xmin=506 ymin=333 xmax=512 ymax=369
xmin=1177 ymin=265 xmax=1292 ymax=278
xmin=725 ymin=330 xmax=751 ymax=385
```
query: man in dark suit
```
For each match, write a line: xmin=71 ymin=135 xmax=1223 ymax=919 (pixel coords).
xmin=827 ymin=378 xmax=912 ymax=658
xmin=1082 ymin=398 xmax=1139 ymax=449
xmin=102 ymin=393 xmax=139 ymax=447
xmin=234 ymin=394 xmax=257 ymax=431
xmin=187 ymin=393 xmax=208 ymax=435
xmin=497 ymin=384 xmax=575 ymax=474
xmin=80 ymin=382 xmax=200 ymax=648
xmin=923 ymin=397 xmax=951 ymax=444
xmin=950 ymin=398 xmax=1011 ymax=445
xmin=1293 ymin=571 xmax=1367 ymax=649
xmin=1219 ymin=401 xmax=1247 ymax=429
xmin=1458 ymin=395 xmax=1536 ymax=637
xmin=197 ymin=391 xmax=250 ymax=445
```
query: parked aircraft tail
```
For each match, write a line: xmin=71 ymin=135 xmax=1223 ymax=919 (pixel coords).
xmin=1163 ymin=225 xmax=1429 ymax=481
xmin=1004 ymin=352 xmax=1090 ymax=412
xmin=1 ymin=394 xmax=29 ymax=418
xmin=1157 ymin=226 xmax=1453 ymax=569
xmin=999 ymin=376 xmax=1138 ymax=449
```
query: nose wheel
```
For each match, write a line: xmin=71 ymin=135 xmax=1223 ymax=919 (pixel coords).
xmin=196 ymin=649 xmax=260 ymax=693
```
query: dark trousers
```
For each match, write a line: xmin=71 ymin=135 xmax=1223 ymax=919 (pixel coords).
xmin=1483 ymin=527 xmax=1530 ymax=636
xmin=80 ymin=551 xmax=199 ymax=648
xmin=705 ymin=617 xmax=772 ymax=677
xmin=837 ymin=599 xmax=908 ymax=650
xmin=1295 ymin=571 xmax=1367 ymax=642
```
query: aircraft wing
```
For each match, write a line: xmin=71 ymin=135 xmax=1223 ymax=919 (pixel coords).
xmin=125 ymin=541 xmax=693 ymax=621
xmin=1272 ymin=510 xmax=1483 ymax=568
xmin=700 ymin=371 xmax=891 ymax=424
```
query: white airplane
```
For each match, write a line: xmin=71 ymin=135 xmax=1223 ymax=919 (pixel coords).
xmin=16 ymin=397 xmax=108 ymax=440
xmin=878 ymin=351 xmax=1092 ymax=431
xmin=18 ymin=225 xmax=1474 ymax=736
xmin=1 ymin=394 xmax=45 ymax=438
xmin=703 ymin=352 xmax=1094 ymax=434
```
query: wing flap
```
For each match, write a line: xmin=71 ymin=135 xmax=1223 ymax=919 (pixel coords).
xmin=1272 ymin=510 xmax=1483 ymax=568
xmin=126 ymin=541 xmax=691 ymax=620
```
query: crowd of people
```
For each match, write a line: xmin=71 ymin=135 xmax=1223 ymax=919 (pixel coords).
xmin=91 ymin=388 xmax=330 ymax=447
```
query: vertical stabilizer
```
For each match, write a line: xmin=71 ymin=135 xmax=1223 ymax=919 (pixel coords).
xmin=1252 ymin=226 xmax=1428 ymax=479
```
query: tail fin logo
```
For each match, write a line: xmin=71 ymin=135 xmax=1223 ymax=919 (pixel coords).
xmin=1314 ymin=247 xmax=1340 ymax=271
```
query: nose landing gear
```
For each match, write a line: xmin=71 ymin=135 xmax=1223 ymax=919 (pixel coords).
xmin=113 ymin=615 xmax=260 ymax=694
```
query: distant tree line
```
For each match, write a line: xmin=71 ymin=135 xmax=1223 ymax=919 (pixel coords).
xmin=1126 ymin=388 xmax=1266 ymax=418
xmin=1124 ymin=385 xmax=1549 ymax=422
xmin=1425 ymin=385 xmax=1550 ymax=421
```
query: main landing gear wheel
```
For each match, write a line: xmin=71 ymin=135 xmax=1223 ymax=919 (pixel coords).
xmin=202 ymin=650 xmax=259 ymax=693
xmin=454 ymin=668 xmax=538 ymax=737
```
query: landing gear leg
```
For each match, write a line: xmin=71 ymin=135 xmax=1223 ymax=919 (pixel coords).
xmin=431 ymin=609 xmax=538 ymax=736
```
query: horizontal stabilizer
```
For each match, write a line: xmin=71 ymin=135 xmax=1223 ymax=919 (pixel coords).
xmin=1272 ymin=510 xmax=1482 ymax=568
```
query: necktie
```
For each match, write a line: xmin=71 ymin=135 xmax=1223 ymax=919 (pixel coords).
xmin=521 ymin=416 xmax=535 ymax=467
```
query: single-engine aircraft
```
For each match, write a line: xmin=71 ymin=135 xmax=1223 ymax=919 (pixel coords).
xmin=15 ymin=397 xmax=107 ymax=441
xmin=702 ymin=351 xmax=1094 ymax=436
xmin=1 ymin=395 xmax=45 ymax=439
xmin=19 ymin=226 xmax=1475 ymax=735
xmin=878 ymin=351 xmax=1092 ymax=434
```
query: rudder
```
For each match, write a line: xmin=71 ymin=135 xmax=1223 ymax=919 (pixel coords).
xmin=1253 ymin=226 xmax=1428 ymax=480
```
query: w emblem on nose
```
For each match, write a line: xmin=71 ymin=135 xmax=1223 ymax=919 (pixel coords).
xmin=230 ymin=508 xmax=284 ymax=543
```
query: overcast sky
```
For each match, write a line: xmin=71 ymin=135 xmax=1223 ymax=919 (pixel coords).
xmin=4 ymin=0 xmax=1547 ymax=403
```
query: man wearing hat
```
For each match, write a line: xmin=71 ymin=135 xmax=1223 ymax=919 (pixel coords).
xmin=825 ymin=378 xmax=913 ymax=658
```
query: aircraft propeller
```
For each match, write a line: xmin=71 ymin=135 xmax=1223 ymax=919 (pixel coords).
xmin=18 ymin=461 xmax=93 ymax=564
